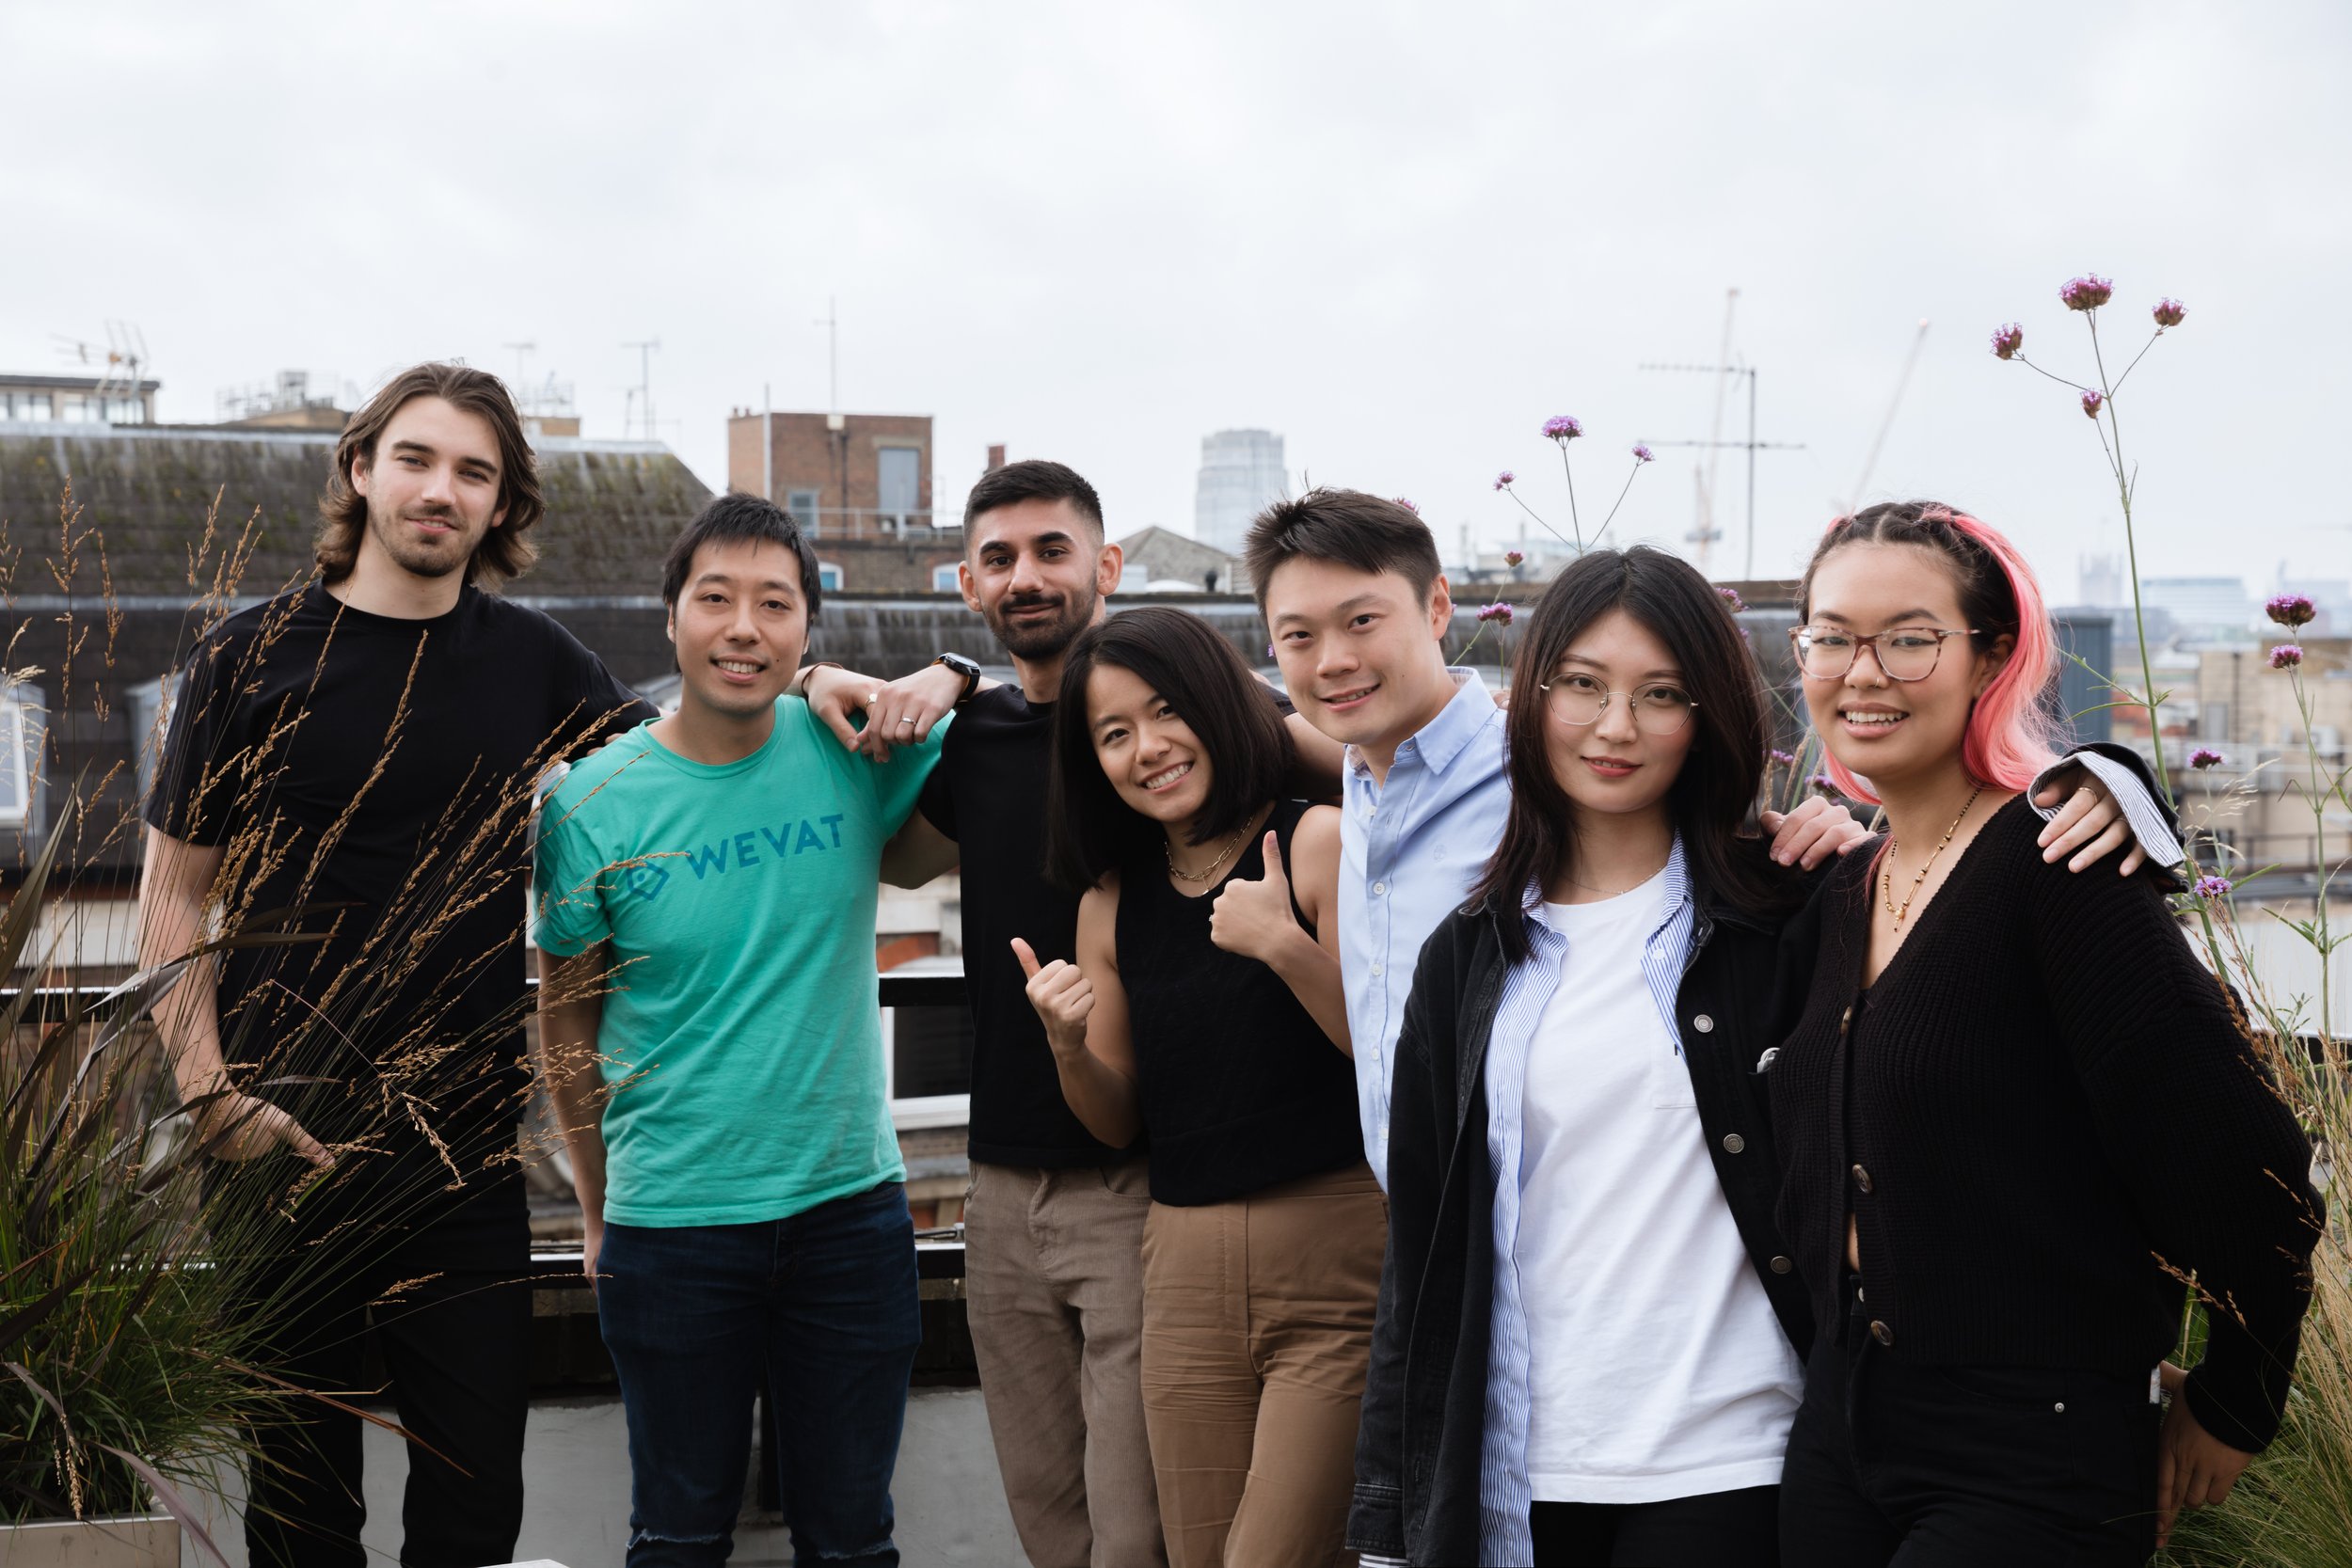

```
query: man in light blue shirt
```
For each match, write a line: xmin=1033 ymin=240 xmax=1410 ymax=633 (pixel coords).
xmin=1243 ymin=489 xmax=2178 ymax=1188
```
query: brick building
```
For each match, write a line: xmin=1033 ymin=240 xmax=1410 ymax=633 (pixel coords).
xmin=725 ymin=408 xmax=963 ymax=594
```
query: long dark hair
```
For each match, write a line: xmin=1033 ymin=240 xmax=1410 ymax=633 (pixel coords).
xmin=1042 ymin=607 xmax=1293 ymax=892
xmin=1470 ymin=546 xmax=1787 ymax=961
xmin=320 ymin=361 xmax=545 ymax=587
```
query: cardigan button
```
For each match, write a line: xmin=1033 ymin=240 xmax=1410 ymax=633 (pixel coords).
xmin=1870 ymin=1320 xmax=1896 ymax=1347
xmin=1692 ymin=1014 xmax=1715 ymax=1033
xmin=1721 ymin=1132 xmax=1746 ymax=1154
xmin=1851 ymin=1164 xmax=1874 ymax=1195
xmin=1771 ymin=1255 xmax=1793 ymax=1274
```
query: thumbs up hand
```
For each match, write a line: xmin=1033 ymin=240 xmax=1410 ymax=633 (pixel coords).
xmin=1012 ymin=937 xmax=1095 ymax=1059
xmin=1209 ymin=831 xmax=1297 ymax=964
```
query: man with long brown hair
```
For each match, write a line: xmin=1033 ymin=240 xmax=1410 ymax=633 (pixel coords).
xmin=139 ymin=362 xmax=652 ymax=1566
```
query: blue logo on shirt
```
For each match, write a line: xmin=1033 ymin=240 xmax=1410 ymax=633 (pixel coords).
xmin=680 ymin=815 xmax=848 ymax=880
xmin=626 ymin=863 xmax=673 ymax=903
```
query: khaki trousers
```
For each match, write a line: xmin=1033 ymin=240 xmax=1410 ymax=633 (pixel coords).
xmin=1139 ymin=1161 xmax=1386 ymax=1568
xmin=964 ymin=1156 xmax=1167 ymax=1568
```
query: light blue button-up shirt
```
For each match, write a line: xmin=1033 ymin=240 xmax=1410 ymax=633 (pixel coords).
xmin=1477 ymin=843 xmax=1696 ymax=1565
xmin=1340 ymin=669 xmax=1508 ymax=1188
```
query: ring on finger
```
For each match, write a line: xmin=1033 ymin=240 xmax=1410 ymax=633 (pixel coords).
xmin=898 ymin=717 xmax=915 ymax=725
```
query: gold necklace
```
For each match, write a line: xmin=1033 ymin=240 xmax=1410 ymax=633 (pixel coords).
xmin=1166 ymin=822 xmax=1253 ymax=884
xmin=1882 ymin=784 xmax=1983 ymax=924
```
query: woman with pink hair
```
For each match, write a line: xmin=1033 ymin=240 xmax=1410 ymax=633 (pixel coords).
xmin=1767 ymin=500 xmax=2322 ymax=1565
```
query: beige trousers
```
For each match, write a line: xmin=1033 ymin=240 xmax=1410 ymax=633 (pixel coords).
xmin=1139 ymin=1161 xmax=1387 ymax=1568
xmin=964 ymin=1156 xmax=1167 ymax=1568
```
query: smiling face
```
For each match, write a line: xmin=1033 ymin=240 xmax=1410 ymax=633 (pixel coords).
xmin=664 ymin=537 xmax=810 ymax=722
xmin=962 ymin=498 xmax=1120 ymax=661
xmin=1084 ymin=660 xmax=1214 ymax=831
xmin=349 ymin=395 xmax=508 ymax=581
xmin=1542 ymin=608 xmax=1698 ymax=826
xmin=1801 ymin=540 xmax=2010 ymax=795
xmin=1263 ymin=557 xmax=1456 ymax=753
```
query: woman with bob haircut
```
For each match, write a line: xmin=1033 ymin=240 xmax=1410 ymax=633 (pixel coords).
xmin=1347 ymin=545 xmax=2164 ymax=1568
xmin=1770 ymin=500 xmax=2323 ymax=1563
xmin=1017 ymin=605 xmax=1375 ymax=1568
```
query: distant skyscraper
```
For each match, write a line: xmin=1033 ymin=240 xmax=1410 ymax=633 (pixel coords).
xmin=1194 ymin=429 xmax=1287 ymax=551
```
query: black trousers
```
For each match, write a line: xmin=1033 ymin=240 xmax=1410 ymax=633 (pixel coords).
xmin=1532 ymin=1484 xmax=1779 ymax=1565
xmin=232 ymin=1180 xmax=532 ymax=1568
xmin=1779 ymin=1275 xmax=2162 ymax=1566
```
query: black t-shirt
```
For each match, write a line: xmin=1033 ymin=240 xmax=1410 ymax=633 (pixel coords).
xmin=147 ymin=584 xmax=653 ymax=1231
xmin=919 ymin=679 xmax=1294 ymax=1168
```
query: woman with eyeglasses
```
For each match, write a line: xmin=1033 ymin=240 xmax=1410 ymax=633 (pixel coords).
xmin=1769 ymin=501 xmax=2322 ymax=1565
xmin=1348 ymin=543 xmax=2167 ymax=1568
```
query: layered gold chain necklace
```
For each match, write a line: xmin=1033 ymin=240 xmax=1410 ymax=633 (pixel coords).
xmin=1882 ymin=785 xmax=1983 ymax=924
xmin=1166 ymin=822 xmax=1253 ymax=884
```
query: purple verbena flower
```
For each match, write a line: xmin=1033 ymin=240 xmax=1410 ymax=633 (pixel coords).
xmin=1503 ymin=549 xmax=1524 ymax=568
xmin=1769 ymin=749 xmax=1796 ymax=768
xmin=1494 ymin=470 xmax=1515 ymax=490
xmin=2266 ymin=594 xmax=2317 ymax=628
xmin=2060 ymin=275 xmax=2114 ymax=311
xmin=1392 ymin=497 xmax=1419 ymax=515
xmin=1631 ymin=443 xmax=1654 ymax=463
xmin=1476 ymin=601 xmax=1516 ymax=626
xmin=1542 ymin=416 xmax=1582 ymax=442
xmin=2153 ymin=298 xmax=2186 ymax=328
xmin=1991 ymin=323 xmax=2025 ymax=359
xmin=2081 ymin=389 xmax=2105 ymax=420
xmin=2189 ymin=747 xmax=2223 ymax=769
xmin=1809 ymin=774 xmax=1837 ymax=796
xmin=1264 ymin=643 xmax=1276 ymax=660
xmin=2270 ymin=643 xmax=2304 ymax=671
xmin=1718 ymin=586 xmax=1746 ymax=612
xmin=2194 ymin=875 xmax=2232 ymax=901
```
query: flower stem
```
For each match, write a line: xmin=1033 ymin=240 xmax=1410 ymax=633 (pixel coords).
xmin=1505 ymin=488 xmax=1577 ymax=553
xmin=2089 ymin=311 xmax=2170 ymax=800
xmin=1558 ymin=446 xmax=1583 ymax=550
xmin=1589 ymin=457 xmax=1646 ymax=551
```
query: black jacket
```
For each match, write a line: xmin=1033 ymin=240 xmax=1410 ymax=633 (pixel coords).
xmin=1346 ymin=852 xmax=1817 ymax=1565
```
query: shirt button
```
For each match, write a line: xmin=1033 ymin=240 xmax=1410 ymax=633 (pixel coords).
xmin=1870 ymin=1320 xmax=1896 ymax=1347
xmin=1721 ymin=1133 xmax=1746 ymax=1154
xmin=1371 ymin=962 xmax=1385 ymax=977
xmin=1770 ymin=1255 xmax=1793 ymax=1275
xmin=1372 ymin=881 xmax=1387 ymax=895
xmin=1851 ymin=1164 xmax=1874 ymax=1195
xmin=1692 ymin=1014 xmax=1714 ymax=1033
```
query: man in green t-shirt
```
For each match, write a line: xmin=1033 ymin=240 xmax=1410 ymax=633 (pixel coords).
xmin=532 ymin=493 xmax=946 ymax=1563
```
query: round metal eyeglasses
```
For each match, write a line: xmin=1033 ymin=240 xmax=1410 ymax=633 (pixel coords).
xmin=1535 ymin=672 xmax=1698 ymax=736
xmin=1790 ymin=625 xmax=1978 ymax=683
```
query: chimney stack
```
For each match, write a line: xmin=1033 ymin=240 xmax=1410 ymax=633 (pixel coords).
xmin=985 ymin=443 xmax=1007 ymax=472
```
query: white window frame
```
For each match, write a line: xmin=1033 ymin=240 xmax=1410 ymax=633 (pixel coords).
xmin=0 ymin=684 xmax=40 ymax=828
xmin=930 ymin=563 xmax=961 ymax=593
xmin=817 ymin=561 xmax=845 ymax=592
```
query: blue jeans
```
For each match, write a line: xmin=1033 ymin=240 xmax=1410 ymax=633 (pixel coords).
xmin=597 ymin=1181 xmax=921 ymax=1566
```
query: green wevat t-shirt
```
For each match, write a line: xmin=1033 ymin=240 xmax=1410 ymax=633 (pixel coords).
xmin=531 ymin=697 xmax=946 ymax=1227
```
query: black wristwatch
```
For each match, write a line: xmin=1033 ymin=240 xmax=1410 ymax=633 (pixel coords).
xmin=933 ymin=651 xmax=983 ymax=705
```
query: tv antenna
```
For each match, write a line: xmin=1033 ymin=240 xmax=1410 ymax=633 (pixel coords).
xmin=52 ymin=321 xmax=151 ymax=397
xmin=815 ymin=297 xmax=839 ymax=412
xmin=1639 ymin=351 xmax=1807 ymax=580
xmin=503 ymin=341 xmax=536 ymax=390
xmin=622 ymin=339 xmax=660 ymax=440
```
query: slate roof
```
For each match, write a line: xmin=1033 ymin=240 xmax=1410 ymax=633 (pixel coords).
xmin=0 ymin=423 xmax=711 ymax=599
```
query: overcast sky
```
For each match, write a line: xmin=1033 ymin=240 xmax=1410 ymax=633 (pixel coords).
xmin=5 ymin=0 xmax=2345 ymax=596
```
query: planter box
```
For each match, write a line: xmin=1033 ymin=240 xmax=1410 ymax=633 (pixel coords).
xmin=0 ymin=1516 xmax=178 ymax=1568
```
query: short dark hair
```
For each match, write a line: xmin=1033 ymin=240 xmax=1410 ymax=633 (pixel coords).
xmin=662 ymin=492 xmax=824 ymax=619
xmin=320 ymin=361 xmax=544 ymax=588
xmin=1043 ymin=607 xmax=1293 ymax=892
xmin=1244 ymin=487 xmax=1442 ymax=613
xmin=963 ymin=459 xmax=1105 ymax=551
xmin=1470 ymin=546 xmax=1791 ymax=961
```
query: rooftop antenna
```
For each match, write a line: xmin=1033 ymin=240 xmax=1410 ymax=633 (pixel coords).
xmin=1846 ymin=319 xmax=1931 ymax=511
xmin=503 ymin=341 xmax=535 ymax=392
xmin=815 ymin=297 xmax=839 ymax=412
xmin=1640 ymin=350 xmax=1808 ymax=580
xmin=622 ymin=339 xmax=660 ymax=440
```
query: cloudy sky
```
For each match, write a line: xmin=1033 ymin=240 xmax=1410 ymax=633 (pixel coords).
xmin=5 ymin=0 xmax=2345 ymax=595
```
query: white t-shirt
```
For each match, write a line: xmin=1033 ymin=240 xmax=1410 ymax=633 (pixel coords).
xmin=1515 ymin=870 xmax=1803 ymax=1502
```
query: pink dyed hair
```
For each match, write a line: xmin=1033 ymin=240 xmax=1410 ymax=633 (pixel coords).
xmin=1796 ymin=501 xmax=2062 ymax=806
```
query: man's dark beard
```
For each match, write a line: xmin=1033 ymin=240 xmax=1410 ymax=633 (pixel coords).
xmin=983 ymin=587 xmax=1096 ymax=659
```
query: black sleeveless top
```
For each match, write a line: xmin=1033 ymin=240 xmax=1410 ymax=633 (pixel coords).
xmin=1116 ymin=799 xmax=1365 ymax=1206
